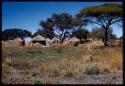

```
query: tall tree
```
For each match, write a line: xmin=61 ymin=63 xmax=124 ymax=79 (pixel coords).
xmin=2 ymin=29 xmax=32 ymax=40
xmin=77 ymin=3 xmax=122 ymax=47
xmin=52 ymin=13 xmax=73 ymax=43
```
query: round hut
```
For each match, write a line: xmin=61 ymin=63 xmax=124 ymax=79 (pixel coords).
xmin=51 ymin=37 xmax=60 ymax=43
xmin=14 ymin=38 xmax=23 ymax=47
xmin=31 ymin=35 xmax=46 ymax=47
xmin=68 ymin=36 xmax=80 ymax=43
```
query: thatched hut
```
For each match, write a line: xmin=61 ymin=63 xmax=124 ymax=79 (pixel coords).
xmin=31 ymin=35 xmax=46 ymax=46
xmin=51 ymin=37 xmax=60 ymax=43
xmin=68 ymin=36 xmax=80 ymax=43
xmin=14 ymin=38 xmax=23 ymax=47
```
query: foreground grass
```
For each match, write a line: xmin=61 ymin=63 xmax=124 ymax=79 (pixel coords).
xmin=2 ymin=45 xmax=123 ymax=84
xmin=37 ymin=46 xmax=122 ymax=77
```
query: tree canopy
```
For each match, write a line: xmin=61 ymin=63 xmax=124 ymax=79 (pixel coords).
xmin=2 ymin=29 xmax=32 ymax=41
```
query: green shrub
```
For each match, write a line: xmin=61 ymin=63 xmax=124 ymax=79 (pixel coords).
xmin=84 ymin=64 xmax=101 ymax=75
xmin=34 ymin=80 xmax=41 ymax=84
xmin=63 ymin=71 xmax=74 ymax=77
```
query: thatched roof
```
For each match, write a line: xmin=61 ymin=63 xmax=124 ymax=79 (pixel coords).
xmin=31 ymin=35 xmax=46 ymax=41
xmin=51 ymin=37 xmax=60 ymax=42
xmin=69 ymin=37 xmax=79 ymax=42
xmin=14 ymin=38 xmax=23 ymax=42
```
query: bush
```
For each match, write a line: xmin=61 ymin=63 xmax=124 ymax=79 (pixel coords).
xmin=34 ymin=80 xmax=41 ymax=84
xmin=63 ymin=71 xmax=74 ymax=77
xmin=84 ymin=64 xmax=101 ymax=75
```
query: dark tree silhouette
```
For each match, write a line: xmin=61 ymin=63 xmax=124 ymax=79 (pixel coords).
xmin=2 ymin=29 xmax=32 ymax=40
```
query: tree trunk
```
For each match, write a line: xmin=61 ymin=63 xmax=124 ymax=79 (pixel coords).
xmin=59 ymin=38 xmax=62 ymax=44
xmin=104 ymin=28 xmax=108 ymax=47
xmin=59 ymin=37 xmax=64 ymax=44
xmin=80 ymin=38 xmax=82 ymax=44
xmin=60 ymin=39 xmax=63 ymax=44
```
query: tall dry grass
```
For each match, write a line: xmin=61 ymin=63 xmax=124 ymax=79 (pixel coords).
xmin=37 ymin=46 xmax=122 ymax=78
xmin=2 ymin=44 xmax=122 ymax=83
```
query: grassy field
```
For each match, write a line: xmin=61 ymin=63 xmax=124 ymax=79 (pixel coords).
xmin=2 ymin=44 xmax=123 ymax=84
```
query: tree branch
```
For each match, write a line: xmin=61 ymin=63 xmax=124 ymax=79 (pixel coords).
xmin=90 ymin=20 xmax=105 ymax=28
xmin=111 ymin=19 xmax=122 ymax=25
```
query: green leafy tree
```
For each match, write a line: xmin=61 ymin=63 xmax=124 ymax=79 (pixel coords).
xmin=77 ymin=3 xmax=122 ymax=47
xmin=2 ymin=29 xmax=32 ymax=40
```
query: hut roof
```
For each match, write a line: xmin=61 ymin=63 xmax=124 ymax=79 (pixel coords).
xmin=31 ymin=35 xmax=46 ymax=41
xmin=69 ymin=37 xmax=79 ymax=42
xmin=14 ymin=38 xmax=23 ymax=42
xmin=51 ymin=37 xmax=60 ymax=42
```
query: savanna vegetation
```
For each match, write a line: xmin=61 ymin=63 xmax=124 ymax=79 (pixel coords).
xmin=2 ymin=44 xmax=122 ymax=84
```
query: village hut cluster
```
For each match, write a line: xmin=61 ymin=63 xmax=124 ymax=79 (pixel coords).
xmin=2 ymin=35 xmax=105 ymax=48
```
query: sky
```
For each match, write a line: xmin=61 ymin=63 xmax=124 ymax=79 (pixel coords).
xmin=2 ymin=2 xmax=123 ymax=37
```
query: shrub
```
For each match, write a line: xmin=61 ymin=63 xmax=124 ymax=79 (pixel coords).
xmin=63 ymin=71 xmax=74 ymax=77
xmin=34 ymin=80 xmax=41 ymax=84
xmin=84 ymin=64 xmax=101 ymax=75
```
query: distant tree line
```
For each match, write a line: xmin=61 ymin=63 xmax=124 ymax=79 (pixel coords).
xmin=2 ymin=3 xmax=122 ymax=47
xmin=2 ymin=29 xmax=32 ymax=40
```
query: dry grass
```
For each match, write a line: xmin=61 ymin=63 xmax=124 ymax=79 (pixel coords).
xmin=2 ymin=43 xmax=122 ymax=84
xmin=37 ymin=46 xmax=122 ymax=78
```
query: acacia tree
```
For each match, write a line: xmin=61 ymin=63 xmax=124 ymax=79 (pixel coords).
xmin=51 ymin=13 xmax=73 ymax=43
xmin=77 ymin=3 xmax=122 ymax=47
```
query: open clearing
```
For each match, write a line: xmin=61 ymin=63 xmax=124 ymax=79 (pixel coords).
xmin=2 ymin=45 xmax=123 ymax=84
